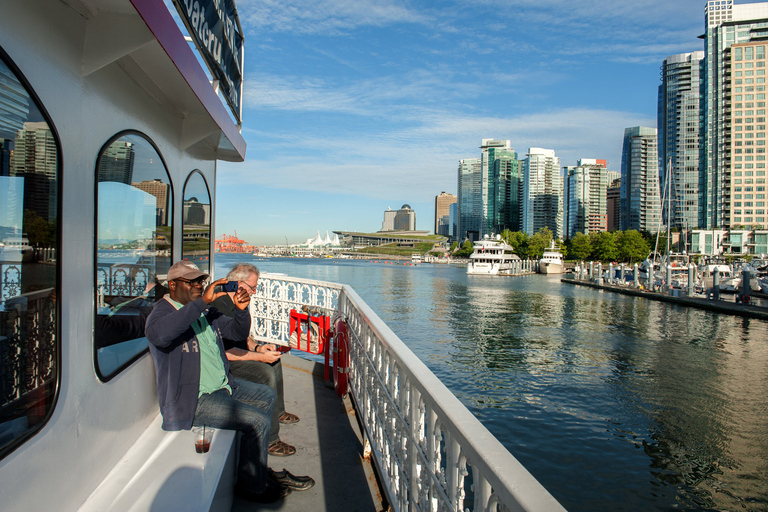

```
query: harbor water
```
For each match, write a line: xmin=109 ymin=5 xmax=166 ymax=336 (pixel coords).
xmin=216 ymin=254 xmax=768 ymax=512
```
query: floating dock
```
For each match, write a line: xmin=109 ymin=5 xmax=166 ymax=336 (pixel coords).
xmin=562 ymin=277 xmax=768 ymax=321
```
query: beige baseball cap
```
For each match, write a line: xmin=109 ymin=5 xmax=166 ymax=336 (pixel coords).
xmin=166 ymin=260 xmax=209 ymax=281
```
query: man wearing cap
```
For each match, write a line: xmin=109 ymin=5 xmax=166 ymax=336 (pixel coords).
xmin=145 ymin=260 xmax=304 ymax=503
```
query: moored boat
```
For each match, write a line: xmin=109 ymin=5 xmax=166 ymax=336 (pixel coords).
xmin=466 ymin=234 xmax=520 ymax=275
xmin=539 ymin=241 xmax=564 ymax=274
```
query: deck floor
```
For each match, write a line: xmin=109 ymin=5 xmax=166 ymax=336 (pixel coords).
xmin=231 ymin=354 xmax=384 ymax=512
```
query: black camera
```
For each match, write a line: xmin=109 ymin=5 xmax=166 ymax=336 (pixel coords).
xmin=214 ymin=281 xmax=238 ymax=293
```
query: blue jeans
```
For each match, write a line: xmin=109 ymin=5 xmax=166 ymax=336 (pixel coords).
xmin=228 ymin=359 xmax=285 ymax=444
xmin=193 ymin=381 xmax=275 ymax=492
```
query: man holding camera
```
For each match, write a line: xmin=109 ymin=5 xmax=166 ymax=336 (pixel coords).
xmin=145 ymin=260 xmax=310 ymax=503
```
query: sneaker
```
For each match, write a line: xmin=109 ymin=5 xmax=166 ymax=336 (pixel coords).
xmin=268 ymin=468 xmax=315 ymax=491
xmin=234 ymin=481 xmax=291 ymax=503
xmin=268 ymin=439 xmax=296 ymax=457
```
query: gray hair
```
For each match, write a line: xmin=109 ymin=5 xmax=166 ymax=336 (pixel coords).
xmin=226 ymin=262 xmax=260 ymax=282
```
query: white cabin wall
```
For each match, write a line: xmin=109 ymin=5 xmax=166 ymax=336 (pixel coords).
xmin=0 ymin=1 xmax=218 ymax=510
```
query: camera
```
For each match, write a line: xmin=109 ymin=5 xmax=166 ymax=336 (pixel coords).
xmin=214 ymin=281 xmax=238 ymax=293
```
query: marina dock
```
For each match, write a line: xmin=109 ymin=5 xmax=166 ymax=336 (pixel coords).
xmin=562 ymin=277 xmax=768 ymax=320
xmin=232 ymin=354 xmax=385 ymax=512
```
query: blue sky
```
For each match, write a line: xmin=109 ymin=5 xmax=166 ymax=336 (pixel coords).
xmin=212 ymin=0 xmax=708 ymax=245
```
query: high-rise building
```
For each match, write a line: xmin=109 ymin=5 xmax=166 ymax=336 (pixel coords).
xmin=725 ymin=41 xmax=768 ymax=228
xmin=132 ymin=178 xmax=170 ymax=226
xmin=491 ymin=149 xmax=522 ymax=234
xmin=10 ymin=122 xmax=57 ymax=222
xmin=607 ymin=178 xmax=621 ymax=232
xmin=394 ymin=204 xmax=416 ymax=231
xmin=620 ymin=127 xmax=662 ymax=232
xmin=434 ymin=191 xmax=457 ymax=236
xmin=480 ymin=139 xmax=512 ymax=236
xmin=457 ymin=157 xmax=482 ymax=242
xmin=563 ymin=159 xmax=610 ymax=238
xmin=448 ymin=202 xmax=458 ymax=240
xmin=659 ymin=51 xmax=704 ymax=230
xmin=523 ymin=147 xmax=562 ymax=238
xmin=98 ymin=140 xmax=135 ymax=184
xmin=382 ymin=208 xmax=396 ymax=231
xmin=702 ymin=0 xmax=768 ymax=228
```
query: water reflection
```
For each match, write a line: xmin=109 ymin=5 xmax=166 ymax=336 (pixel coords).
xmin=217 ymin=256 xmax=768 ymax=511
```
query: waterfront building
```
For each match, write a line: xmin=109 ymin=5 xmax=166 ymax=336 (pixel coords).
xmin=607 ymin=177 xmax=621 ymax=232
xmin=620 ymin=127 xmax=662 ymax=232
xmin=702 ymin=0 xmax=768 ymax=228
xmin=726 ymin=41 xmax=768 ymax=228
xmin=394 ymin=204 xmax=416 ymax=231
xmin=9 ymin=122 xmax=58 ymax=222
xmin=457 ymin=157 xmax=482 ymax=242
xmin=434 ymin=191 xmax=457 ymax=236
xmin=563 ymin=159 xmax=610 ymax=238
xmin=522 ymin=147 xmax=563 ymax=238
xmin=491 ymin=149 xmax=522 ymax=234
xmin=690 ymin=228 xmax=728 ymax=254
xmin=659 ymin=51 xmax=705 ymax=231
xmin=382 ymin=208 xmax=396 ymax=231
xmin=448 ymin=201 xmax=458 ymax=240
xmin=132 ymin=178 xmax=170 ymax=226
xmin=480 ymin=139 xmax=513 ymax=237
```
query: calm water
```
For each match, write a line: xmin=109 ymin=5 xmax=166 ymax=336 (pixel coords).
xmin=216 ymin=254 xmax=768 ymax=512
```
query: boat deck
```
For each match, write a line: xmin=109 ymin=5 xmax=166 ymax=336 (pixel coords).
xmin=232 ymin=354 xmax=385 ymax=512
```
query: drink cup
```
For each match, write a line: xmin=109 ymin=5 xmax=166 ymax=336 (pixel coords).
xmin=192 ymin=426 xmax=213 ymax=453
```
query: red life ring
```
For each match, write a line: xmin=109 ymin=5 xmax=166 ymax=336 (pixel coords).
xmin=743 ymin=295 xmax=750 ymax=304
xmin=333 ymin=318 xmax=350 ymax=397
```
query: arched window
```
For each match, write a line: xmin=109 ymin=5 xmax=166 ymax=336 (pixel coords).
xmin=94 ymin=132 xmax=172 ymax=380
xmin=182 ymin=171 xmax=211 ymax=274
xmin=0 ymin=49 xmax=60 ymax=459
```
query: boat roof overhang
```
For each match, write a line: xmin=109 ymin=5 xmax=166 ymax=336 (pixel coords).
xmin=62 ymin=0 xmax=246 ymax=162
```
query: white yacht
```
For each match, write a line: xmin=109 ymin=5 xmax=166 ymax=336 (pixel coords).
xmin=539 ymin=241 xmax=564 ymax=274
xmin=466 ymin=235 xmax=520 ymax=275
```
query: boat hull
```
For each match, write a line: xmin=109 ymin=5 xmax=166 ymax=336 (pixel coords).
xmin=539 ymin=262 xmax=563 ymax=275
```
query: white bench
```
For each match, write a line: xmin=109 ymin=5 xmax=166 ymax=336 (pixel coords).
xmin=78 ymin=414 xmax=237 ymax=512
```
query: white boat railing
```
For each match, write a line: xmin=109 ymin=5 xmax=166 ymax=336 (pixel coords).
xmin=250 ymin=273 xmax=565 ymax=512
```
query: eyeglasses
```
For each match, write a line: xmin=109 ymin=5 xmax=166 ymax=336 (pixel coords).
xmin=239 ymin=281 xmax=257 ymax=294
xmin=176 ymin=277 xmax=207 ymax=287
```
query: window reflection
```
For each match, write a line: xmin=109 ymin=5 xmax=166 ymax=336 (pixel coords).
xmin=95 ymin=133 xmax=172 ymax=379
xmin=0 ymin=54 xmax=59 ymax=459
xmin=182 ymin=171 xmax=211 ymax=274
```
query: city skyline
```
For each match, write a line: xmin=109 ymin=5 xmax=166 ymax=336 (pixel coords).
xmin=207 ymin=0 xmax=710 ymax=245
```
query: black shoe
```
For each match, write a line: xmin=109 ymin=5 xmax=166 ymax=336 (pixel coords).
xmin=268 ymin=468 xmax=316 ymax=491
xmin=235 ymin=481 xmax=292 ymax=503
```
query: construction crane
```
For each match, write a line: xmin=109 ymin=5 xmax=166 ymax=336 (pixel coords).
xmin=215 ymin=231 xmax=255 ymax=253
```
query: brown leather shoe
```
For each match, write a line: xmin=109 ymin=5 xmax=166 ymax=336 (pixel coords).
xmin=268 ymin=439 xmax=296 ymax=457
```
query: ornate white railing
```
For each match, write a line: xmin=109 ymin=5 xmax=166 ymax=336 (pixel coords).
xmin=250 ymin=273 xmax=341 ymax=346
xmin=251 ymin=273 xmax=565 ymax=512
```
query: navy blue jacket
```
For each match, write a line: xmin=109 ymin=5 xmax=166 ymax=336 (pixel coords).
xmin=145 ymin=296 xmax=251 ymax=431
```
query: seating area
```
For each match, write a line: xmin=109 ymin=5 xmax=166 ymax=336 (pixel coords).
xmin=76 ymin=354 xmax=383 ymax=512
xmin=78 ymin=413 xmax=237 ymax=512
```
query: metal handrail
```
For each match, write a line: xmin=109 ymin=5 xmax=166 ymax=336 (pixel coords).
xmin=250 ymin=273 xmax=565 ymax=512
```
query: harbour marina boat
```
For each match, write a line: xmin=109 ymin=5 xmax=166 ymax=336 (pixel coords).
xmin=466 ymin=234 xmax=520 ymax=275
xmin=538 ymin=241 xmax=564 ymax=274
xmin=0 ymin=2 xmax=563 ymax=512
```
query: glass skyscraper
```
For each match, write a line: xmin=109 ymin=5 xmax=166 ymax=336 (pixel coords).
xmin=620 ymin=127 xmax=661 ymax=232
xmin=659 ymin=51 xmax=704 ymax=230
xmin=523 ymin=147 xmax=562 ymax=238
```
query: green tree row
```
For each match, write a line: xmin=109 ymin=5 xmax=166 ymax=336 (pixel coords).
xmin=451 ymin=228 xmax=666 ymax=263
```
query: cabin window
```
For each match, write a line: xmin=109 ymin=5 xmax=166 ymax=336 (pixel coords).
xmin=94 ymin=133 xmax=172 ymax=380
xmin=0 ymin=51 xmax=60 ymax=459
xmin=181 ymin=171 xmax=211 ymax=274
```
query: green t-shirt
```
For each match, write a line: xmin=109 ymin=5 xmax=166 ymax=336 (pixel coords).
xmin=166 ymin=297 xmax=231 ymax=397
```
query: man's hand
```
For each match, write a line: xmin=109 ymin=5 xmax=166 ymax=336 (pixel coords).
xmin=202 ymin=278 xmax=230 ymax=304
xmin=232 ymin=288 xmax=251 ymax=310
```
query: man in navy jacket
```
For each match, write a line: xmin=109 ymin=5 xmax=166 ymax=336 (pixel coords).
xmin=146 ymin=260 xmax=287 ymax=503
